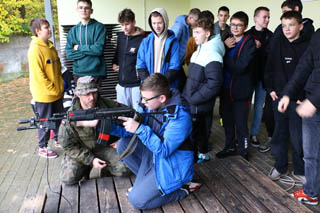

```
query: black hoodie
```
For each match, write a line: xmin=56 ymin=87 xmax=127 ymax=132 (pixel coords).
xmin=112 ymin=27 xmax=146 ymax=87
xmin=265 ymin=32 xmax=310 ymax=101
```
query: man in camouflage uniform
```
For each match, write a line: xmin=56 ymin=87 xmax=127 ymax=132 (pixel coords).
xmin=59 ymin=76 xmax=130 ymax=185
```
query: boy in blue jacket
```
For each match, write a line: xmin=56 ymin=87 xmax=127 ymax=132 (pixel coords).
xmin=136 ymin=8 xmax=181 ymax=89
xmin=113 ymin=73 xmax=200 ymax=209
xmin=65 ymin=0 xmax=106 ymax=80
xmin=182 ymin=18 xmax=225 ymax=163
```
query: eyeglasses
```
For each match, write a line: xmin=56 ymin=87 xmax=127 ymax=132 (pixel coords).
xmin=78 ymin=6 xmax=91 ymax=11
xmin=141 ymin=94 xmax=161 ymax=103
xmin=230 ymin=23 xmax=245 ymax=28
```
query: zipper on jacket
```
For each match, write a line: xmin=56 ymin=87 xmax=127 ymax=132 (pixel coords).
xmin=121 ymin=36 xmax=129 ymax=81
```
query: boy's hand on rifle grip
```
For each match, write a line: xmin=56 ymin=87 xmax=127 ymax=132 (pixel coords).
xmin=118 ymin=116 xmax=139 ymax=133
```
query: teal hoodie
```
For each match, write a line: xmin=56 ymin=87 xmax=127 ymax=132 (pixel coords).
xmin=66 ymin=19 xmax=106 ymax=77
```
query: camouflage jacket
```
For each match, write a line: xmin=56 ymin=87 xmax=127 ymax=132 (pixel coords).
xmin=59 ymin=96 xmax=119 ymax=166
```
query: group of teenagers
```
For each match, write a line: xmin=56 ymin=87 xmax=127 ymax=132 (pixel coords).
xmin=27 ymin=0 xmax=320 ymax=209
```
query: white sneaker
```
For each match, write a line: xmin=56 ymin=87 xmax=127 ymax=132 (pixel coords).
xmin=268 ymin=167 xmax=288 ymax=181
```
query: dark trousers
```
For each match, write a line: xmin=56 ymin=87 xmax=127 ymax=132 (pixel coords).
xmin=35 ymin=99 xmax=64 ymax=148
xmin=192 ymin=110 xmax=212 ymax=154
xmin=220 ymin=89 xmax=250 ymax=156
xmin=270 ymin=100 xmax=304 ymax=175
xmin=263 ymin=94 xmax=274 ymax=137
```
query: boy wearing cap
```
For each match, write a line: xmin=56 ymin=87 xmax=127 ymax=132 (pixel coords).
xmin=28 ymin=18 xmax=64 ymax=158
xmin=59 ymin=76 xmax=130 ymax=185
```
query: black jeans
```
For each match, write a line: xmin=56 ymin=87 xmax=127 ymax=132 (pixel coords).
xmin=191 ymin=111 xmax=212 ymax=154
xmin=270 ymin=99 xmax=304 ymax=175
xmin=220 ymin=89 xmax=250 ymax=156
xmin=263 ymin=94 xmax=274 ymax=137
xmin=35 ymin=98 xmax=64 ymax=148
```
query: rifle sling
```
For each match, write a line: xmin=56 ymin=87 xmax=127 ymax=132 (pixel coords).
xmin=119 ymin=133 xmax=138 ymax=160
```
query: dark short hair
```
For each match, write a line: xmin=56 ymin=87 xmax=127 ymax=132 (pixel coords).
xmin=29 ymin=18 xmax=50 ymax=36
xmin=188 ymin=8 xmax=201 ymax=18
xmin=231 ymin=11 xmax=249 ymax=26
xmin=77 ymin=0 xmax=92 ymax=8
xmin=150 ymin=11 xmax=162 ymax=18
xmin=281 ymin=0 xmax=303 ymax=13
xmin=199 ymin=10 xmax=214 ymax=24
xmin=281 ymin=10 xmax=302 ymax=24
xmin=193 ymin=18 xmax=214 ymax=36
xmin=118 ymin=8 xmax=135 ymax=23
xmin=254 ymin=6 xmax=270 ymax=17
xmin=218 ymin=6 xmax=229 ymax=13
xmin=140 ymin=73 xmax=170 ymax=98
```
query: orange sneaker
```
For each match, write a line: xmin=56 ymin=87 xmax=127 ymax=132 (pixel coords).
xmin=291 ymin=189 xmax=318 ymax=206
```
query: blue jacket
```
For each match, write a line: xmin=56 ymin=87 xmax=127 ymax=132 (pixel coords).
xmin=183 ymin=34 xmax=225 ymax=113
xmin=136 ymin=30 xmax=181 ymax=88
xmin=111 ymin=89 xmax=194 ymax=195
xmin=171 ymin=15 xmax=190 ymax=64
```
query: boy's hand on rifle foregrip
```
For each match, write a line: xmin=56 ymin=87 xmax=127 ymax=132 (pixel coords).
xmin=92 ymin=158 xmax=107 ymax=169
xmin=118 ymin=116 xmax=139 ymax=133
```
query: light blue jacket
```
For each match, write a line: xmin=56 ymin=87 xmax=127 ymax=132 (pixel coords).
xmin=111 ymin=89 xmax=194 ymax=195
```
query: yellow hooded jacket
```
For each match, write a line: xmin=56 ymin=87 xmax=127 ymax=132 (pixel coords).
xmin=28 ymin=36 xmax=64 ymax=103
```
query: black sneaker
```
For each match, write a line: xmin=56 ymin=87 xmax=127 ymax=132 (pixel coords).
xmin=250 ymin=136 xmax=260 ymax=147
xmin=258 ymin=137 xmax=271 ymax=153
xmin=216 ymin=148 xmax=237 ymax=159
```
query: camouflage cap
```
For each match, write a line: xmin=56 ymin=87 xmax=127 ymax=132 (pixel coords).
xmin=74 ymin=76 xmax=98 ymax=95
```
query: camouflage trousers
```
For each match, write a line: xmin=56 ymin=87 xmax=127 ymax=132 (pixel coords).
xmin=60 ymin=146 xmax=130 ymax=185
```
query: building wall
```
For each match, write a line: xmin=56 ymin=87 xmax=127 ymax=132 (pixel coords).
xmin=56 ymin=0 xmax=190 ymax=32
xmin=189 ymin=0 xmax=319 ymax=31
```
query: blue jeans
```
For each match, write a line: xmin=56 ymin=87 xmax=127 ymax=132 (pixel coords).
xmin=270 ymin=100 xmax=304 ymax=175
xmin=117 ymin=138 xmax=187 ymax=209
xmin=302 ymin=111 xmax=320 ymax=198
xmin=250 ymin=82 xmax=266 ymax=136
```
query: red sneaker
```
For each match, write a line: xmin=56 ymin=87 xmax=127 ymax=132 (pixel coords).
xmin=39 ymin=147 xmax=58 ymax=159
xmin=291 ymin=189 xmax=318 ymax=206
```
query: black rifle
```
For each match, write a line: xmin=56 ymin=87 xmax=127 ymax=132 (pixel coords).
xmin=17 ymin=107 xmax=164 ymax=159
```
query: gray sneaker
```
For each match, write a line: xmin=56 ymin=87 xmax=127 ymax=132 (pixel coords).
xmin=292 ymin=171 xmax=306 ymax=184
xmin=268 ymin=167 xmax=289 ymax=181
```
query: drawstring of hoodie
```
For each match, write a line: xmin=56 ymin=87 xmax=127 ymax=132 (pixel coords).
xmin=78 ymin=24 xmax=88 ymax=46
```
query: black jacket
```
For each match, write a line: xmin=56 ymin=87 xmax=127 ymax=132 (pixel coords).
xmin=247 ymin=27 xmax=273 ymax=86
xmin=223 ymin=32 xmax=256 ymax=101
xmin=264 ymin=33 xmax=310 ymax=101
xmin=282 ymin=29 xmax=320 ymax=109
xmin=112 ymin=28 xmax=145 ymax=87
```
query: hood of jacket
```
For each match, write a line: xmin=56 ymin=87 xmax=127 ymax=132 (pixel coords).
xmin=76 ymin=18 xmax=98 ymax=45
xmin=148 ymin=8 xmax=169 ymax=37
xmin=192 ymin=34 xmax=225 ymax=65
xmin=31 ymin=36 xmax=54 ymax=48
